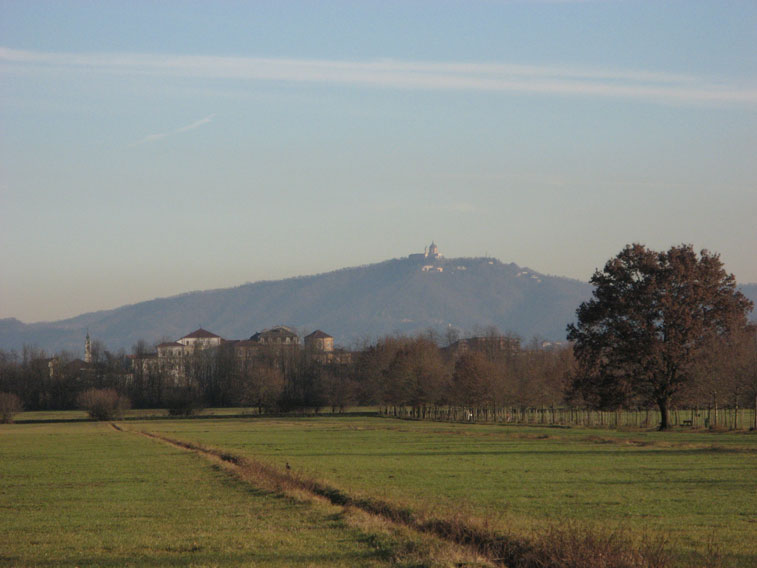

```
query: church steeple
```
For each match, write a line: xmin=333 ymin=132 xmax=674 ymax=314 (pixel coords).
xmin=84 ymin=331 xmax=92 ymax=364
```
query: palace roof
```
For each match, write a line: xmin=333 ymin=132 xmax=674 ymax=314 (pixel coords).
xmin=180 ymin=328 xmax=222 ymax=340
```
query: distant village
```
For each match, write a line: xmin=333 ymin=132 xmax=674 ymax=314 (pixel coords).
xmin=50 ymin=320 xmax=524 ymax=389
xmin=14 ymin=314 xmax=575 ymax=418
xmin=128 ymin=324 xmax=523 ymax=384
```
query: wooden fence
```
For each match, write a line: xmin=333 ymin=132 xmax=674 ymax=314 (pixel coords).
xmin=381 ymin=405 xmax=757 ymax=430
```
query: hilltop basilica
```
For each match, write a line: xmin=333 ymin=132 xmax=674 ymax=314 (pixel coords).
xmin=408 ymin=241 xmax=443 ymax=262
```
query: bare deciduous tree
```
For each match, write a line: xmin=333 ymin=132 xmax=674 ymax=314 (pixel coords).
xmin=568 ymin=244 xmax=753 ymax=430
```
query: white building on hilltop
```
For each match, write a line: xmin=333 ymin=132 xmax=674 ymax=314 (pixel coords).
xmin=409 ymin=241 xmax=443 ymax=262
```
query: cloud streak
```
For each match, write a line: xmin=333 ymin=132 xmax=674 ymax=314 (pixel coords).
xmin=133 ymin=113 xmax=215 ymax=145
xmin=2 ymin=47 xmax=755 ymax=106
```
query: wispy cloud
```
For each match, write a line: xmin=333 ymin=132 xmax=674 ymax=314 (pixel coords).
xmin=133 ymin=113 xmax=215 ymax=145
xmin=2 ymin=47 xmax=755 ymax=106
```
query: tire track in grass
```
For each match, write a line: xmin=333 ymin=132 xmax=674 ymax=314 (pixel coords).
xmin=115 ymin=423 xmax=496 ymax=568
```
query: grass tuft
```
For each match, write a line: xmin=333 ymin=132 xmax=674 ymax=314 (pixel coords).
xmin=520 ymin=523 xmax=671 ymax=568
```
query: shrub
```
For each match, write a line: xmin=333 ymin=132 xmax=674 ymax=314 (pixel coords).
xmin=0 ymin=392 xmax=22 ymax=423
xmin=164 ymin=388 xmax=203 ymax=416
xmin=77 ymin=388 xmax=130 ymax=420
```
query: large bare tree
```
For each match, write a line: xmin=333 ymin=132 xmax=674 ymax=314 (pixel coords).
xmin=567 ymin=244 xmax=752 ymax=430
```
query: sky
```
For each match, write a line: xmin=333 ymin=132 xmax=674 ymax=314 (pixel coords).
xmin=1 ymin=0 xmax=756 ymax=323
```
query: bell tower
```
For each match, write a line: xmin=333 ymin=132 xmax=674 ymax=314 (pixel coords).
xmin=84 ymin=331 xmax=92 ymax=364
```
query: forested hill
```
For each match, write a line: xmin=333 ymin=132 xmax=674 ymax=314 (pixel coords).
xmin=2 ymin=257 xmax=755 ymax=355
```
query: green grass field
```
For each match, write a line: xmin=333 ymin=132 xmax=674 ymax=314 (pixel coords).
xmin=0 ymin=421 xmax=443 ymax=567
xmin=2 ymin=415 xmax=756 ymax=566
xmin=135 ymin=416 xmax=757 ymax=566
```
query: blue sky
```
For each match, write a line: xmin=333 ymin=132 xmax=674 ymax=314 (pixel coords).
xmin=1 ymin=1 xmax=756 ymax=323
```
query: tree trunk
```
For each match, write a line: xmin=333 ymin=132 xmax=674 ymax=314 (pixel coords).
xmin=734 ymin=396 xmax=739 ymax=430
xmin=658 ymin=398 xmax=670 ymax=430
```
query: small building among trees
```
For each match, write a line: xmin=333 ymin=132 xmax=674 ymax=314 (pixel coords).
xmin=444 ymin=335 xmax=520 ymax=357
xmin=305 ymin=330 xmax=334 ymax=353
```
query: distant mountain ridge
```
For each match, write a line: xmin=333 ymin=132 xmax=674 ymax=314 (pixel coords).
xmin=2 ymin=256 xmax=755 ymax=356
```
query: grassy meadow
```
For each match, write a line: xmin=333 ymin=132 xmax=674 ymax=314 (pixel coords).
xmin=135 ymin=416 xmax=757 ymax=566
xmin=0 ymin=421 xmax=445 ymax=567
xmin=2 ymin=414 xmax=756 ymax=567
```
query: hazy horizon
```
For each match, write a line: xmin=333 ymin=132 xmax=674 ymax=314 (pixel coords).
xmin=2 ymin=1 xmax=756 ymax=323
xmin=3 ymin=246 xmax=755 ymax=327
xmin=1 ymin=246 xmax=570 ymax=323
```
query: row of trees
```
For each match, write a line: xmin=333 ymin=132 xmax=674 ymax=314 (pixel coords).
xmin=0 ymin=344 xmax=132 ymax=412
xmin=0 ymin=325 xmax=754 ymax=426
xmin=0 ymin=335 xmax=577 ymax=415
xmin=354 ymin=335 xmax=573 ymax=412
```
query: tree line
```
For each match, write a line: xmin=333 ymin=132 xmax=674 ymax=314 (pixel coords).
xmin=0 ymin=325 xmax=753 ymax=427
xmin=0 ymin=332 xmax=563 ymax=413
